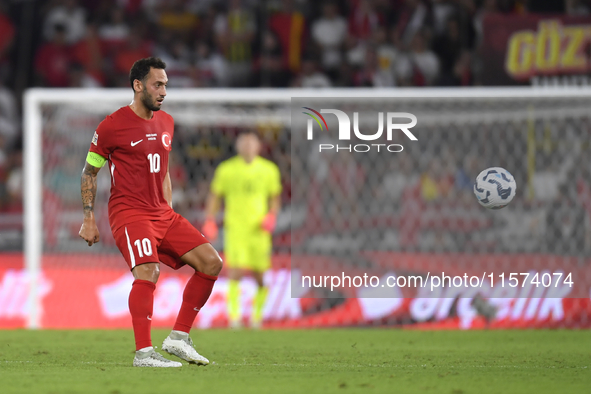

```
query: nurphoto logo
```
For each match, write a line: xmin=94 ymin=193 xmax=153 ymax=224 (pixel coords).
xmin=302 ymin=107 xmax=418 ymax=153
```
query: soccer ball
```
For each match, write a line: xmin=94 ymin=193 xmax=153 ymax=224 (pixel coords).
xmin=473 ymin=167 xmax=516 ymax=209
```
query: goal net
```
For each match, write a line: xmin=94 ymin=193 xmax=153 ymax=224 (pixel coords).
xmin=16 ymin=88 xmax=591 ymax=330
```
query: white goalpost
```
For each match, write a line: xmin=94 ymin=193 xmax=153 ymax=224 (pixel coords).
xmin=23 ymin=87 xmax=591 ymax=329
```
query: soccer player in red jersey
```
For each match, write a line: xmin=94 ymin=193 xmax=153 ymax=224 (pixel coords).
xmin=78 ymin=57 xmax=222 ymax=368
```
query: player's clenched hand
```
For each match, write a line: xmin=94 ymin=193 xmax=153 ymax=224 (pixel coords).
xmin=79 ymin=219 xmax=100 ymax=246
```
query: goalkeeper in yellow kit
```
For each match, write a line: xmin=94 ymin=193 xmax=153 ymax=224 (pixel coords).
xmin=203 ymin=132 xmax=281 ymax=328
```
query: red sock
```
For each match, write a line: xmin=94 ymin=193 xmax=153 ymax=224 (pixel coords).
xmin=173 ymin=271 xmax=218 ymax=333
xmin=128 ymin=279 xmax=155 ymax=351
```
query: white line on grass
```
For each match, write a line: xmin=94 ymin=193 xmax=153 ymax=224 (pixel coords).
xmin=2 ymin=361 xmax=587 ymax=369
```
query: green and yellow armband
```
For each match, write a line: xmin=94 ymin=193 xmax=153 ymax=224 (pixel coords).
xmin=86 ymin=152 xmax=107 ymax=168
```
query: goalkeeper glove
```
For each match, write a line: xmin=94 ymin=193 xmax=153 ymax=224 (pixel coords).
xmin=202 ymin=218 xmax=218 ymax=241
xmin=261 ymin=212 xmax=277 ymax=233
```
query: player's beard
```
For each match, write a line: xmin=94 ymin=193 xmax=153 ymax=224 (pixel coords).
xmin=141 ymin=90 xmax=161 ymax=112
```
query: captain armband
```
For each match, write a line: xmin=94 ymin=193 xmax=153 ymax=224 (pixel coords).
xmin=86 ymin=152 xmax=107 ymax=168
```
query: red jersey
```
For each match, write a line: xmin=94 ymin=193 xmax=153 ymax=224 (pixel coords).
xmin=89 ymin=106 xmax=175 ymax=233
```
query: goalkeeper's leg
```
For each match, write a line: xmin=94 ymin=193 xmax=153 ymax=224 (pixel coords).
xmin=251 ymin=270 xmax=268 ymax=329
xmin=249 ymin=237 xmax=272 ymax=329
xmin=225 ymin=236 xmax=248 ymax=328
xmin=227 ymin=267 xmax=243 ymax=328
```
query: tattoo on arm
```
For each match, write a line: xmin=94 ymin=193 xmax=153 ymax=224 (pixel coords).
xmin=81 ymin=162 xmax=100 ymax=219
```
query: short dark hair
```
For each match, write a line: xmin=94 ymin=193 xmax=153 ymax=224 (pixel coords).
xmin=129 ymin=57 xmax=166 ymax=92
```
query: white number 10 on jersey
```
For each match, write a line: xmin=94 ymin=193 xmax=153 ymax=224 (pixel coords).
xmin=147 ymin=153 xmax=160 ymax=173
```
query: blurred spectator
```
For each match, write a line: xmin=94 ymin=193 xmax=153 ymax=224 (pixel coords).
xmin=333 ymin=61 xmax=355 ymax=87
xmin=113 ymin=27 xmax=153 ymax=85
xmin=433 ymin=18 xmax=463 ymax=85
xmin=158 ymin=0 xmax=199 ymax=41
xmin=0 ymin=3 xmax=15 ymax=81
xmin=345 ymin=34 xmax=367 ymax=68
xmin=46 ymin=154 xmax=81 ymax=206
xmin=451 ymin=51 xmax=472 ymax=86
xmin=293 ymin=58 xmax=332 ymax=88
xmin=214 ymin=0 xmax=256 ymax=86
xmin=354 ymin=47 xmax=395 ymax=87
xmin=380 ymin=155 xmax=419 ymax=209
xmin=420 ymin=158 xmax=455 ymax=202
xmin=546 ymin=184 xmax=586 ymax=255
xmin=0 ymin=81 xmax=17 ymax=138
xmin=43 ymin=0 xmax=87 ymax=44
xmin=0 ymin=134 xmax=5 ymax=163
xmin=169 ymin=151 xmax=190 ymax=216
xmin=255 ymin=31 xmax=290 ymax=87
xmin=532 ymin=154 xmax=576 ymax=203
xmin=98 ymin=7 xmax=131 ymax=44
xmin=431 ymin=0 xmax=457 ymax=36
xmin=68 ymin=63 xmax=101 ymax=88
xmin=269 ymin=0 xmax=307 ymax=74
xmin=311 ymin=2 xmax=347 ymax=73
xmin=455 ymin=153 xmax=480 ymax=204
xmin=195 ymin=5 xmax=219 ymax=45
xmin=348 ymin=0 xmax=384 ymax=41
xmin=374 ymin=27 xmax=407 ymax=85
xmin=403 ymin=31 xmax=440 ymax=86
xmin=194 ymin=41 xmax=229 ymax=87
xmin=154 ymin=34 xmax=192 ymax=88
xmin=395 ymin=0 xmax=429 ymax=48
xmin=473 ymin=0 xmax=498 ymax=48
xmin=0 ymin=135 xmax=6 ymax=209
xmin=326 ymin=152 xmax=365 ymax=229
xmin=5 ymin=139 xmax=22 ymax=213
xmin=16 ymin=0 xmax=591 ymax=91
xmin=35 ymin=24 xmax=72 ymax=87
xmin=72 ymin=24 xmax=105 ymax=86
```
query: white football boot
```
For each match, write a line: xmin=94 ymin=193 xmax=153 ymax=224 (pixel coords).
xmin=162 ymin=332 xmax=210 ymax=365
xmin=133 ymin=348 xmax=182 ymax=368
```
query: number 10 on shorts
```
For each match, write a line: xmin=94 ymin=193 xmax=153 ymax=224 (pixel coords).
xmin=134 ymin=238 xmax=153 ymax=257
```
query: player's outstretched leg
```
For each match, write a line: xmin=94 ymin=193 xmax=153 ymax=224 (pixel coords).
xmin=162 ymin=270 xmax=217 ymax=364
xmin=163 ymin=244 xmax=222 ymax=365
xmin=162 ymin=271 xmax=216 ymax=364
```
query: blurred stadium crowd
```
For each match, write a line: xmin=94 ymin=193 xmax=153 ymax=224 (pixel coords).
xmin=1 ymin=0 xmax=591 ymax=255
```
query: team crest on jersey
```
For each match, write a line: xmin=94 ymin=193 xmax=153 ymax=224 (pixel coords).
xmin=162 ymin=132 xmax=172 ymax=151
xmin=92 ymin=131 xmax=98 ymax=146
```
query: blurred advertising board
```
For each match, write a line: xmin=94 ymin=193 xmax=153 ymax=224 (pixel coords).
xmin=481 ymin=14 xmax=591 ymax=86
xmin=1 ymin=253 xmax=590 ymax=330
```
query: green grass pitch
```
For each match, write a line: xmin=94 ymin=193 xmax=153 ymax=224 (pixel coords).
xmin=1 ymin=329 xmax=589 ymax=394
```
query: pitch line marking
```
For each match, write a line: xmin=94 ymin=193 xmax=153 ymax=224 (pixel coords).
xmin=3 ymin=361 xmax=587 ymax=369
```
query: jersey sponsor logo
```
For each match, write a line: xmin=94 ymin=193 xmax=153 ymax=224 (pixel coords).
xmin=162 ymin=132 xmax=172 ymax=151
xmin=131 ymin=139 xmax=143 ymax=147
xmin=92 ymin=131 xmax=99 ymax=146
